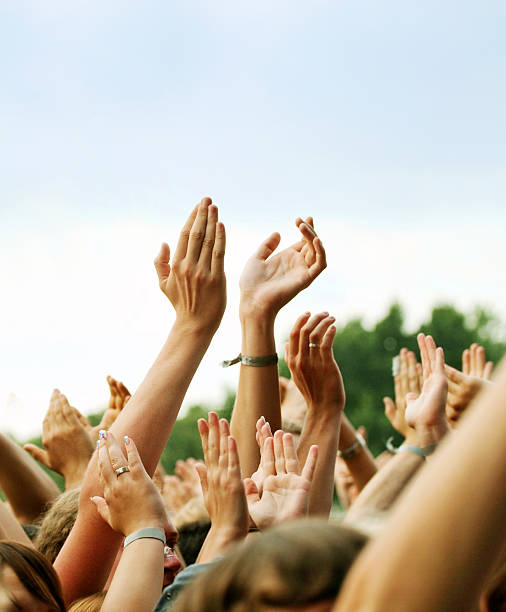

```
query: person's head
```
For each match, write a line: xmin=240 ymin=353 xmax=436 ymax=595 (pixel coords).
xmin=172 ymin=519 xmax=368 ymax=612
xmin=36 ymin=489 xmax=79 ymax=563
xmin=0 ymin=541 xmax=65 ymax=611
xmin=176 ymin=519 xmax=211 ymax=565
xmin=68 ymin=591 xmax=106 ymax=612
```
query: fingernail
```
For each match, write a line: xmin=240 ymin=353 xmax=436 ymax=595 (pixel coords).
xmin=99 ymin=429 xmax=107 ymax=440
xmin=123 ymin=435 xmax=130 ymax=445
xmin=96 ymin=440 xmax=100 ymax=448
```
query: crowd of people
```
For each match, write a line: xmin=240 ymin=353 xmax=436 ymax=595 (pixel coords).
xmin=0 ymin=197 xmax=504 ymax=611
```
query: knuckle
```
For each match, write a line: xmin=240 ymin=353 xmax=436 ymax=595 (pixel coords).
xmin=190 ymin=230 xmax=204 ymax=242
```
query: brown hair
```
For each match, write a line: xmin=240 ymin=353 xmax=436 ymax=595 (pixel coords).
xmin=172 ymin=519 xmax=368 ymax=612
xmin=0 ymin=540 xmax=66 ymax=611
xmin=36 ymin=489 xmax=79 ymax=563
xmin=68 ymin=591 xmax=107 ymax=611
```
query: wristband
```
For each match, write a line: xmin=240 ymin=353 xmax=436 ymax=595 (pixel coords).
xmin=338 ymin=433 xmax=366 ymax=459
xmin=123 ymin=527 xmax=166 ymax=549
xmin=397 ymin=444 xmax=425 ymax=460
xmin=221 ymin=353 xmax=278 ymax=368
xmin=387 ymin=437 xmax=437 ymax=458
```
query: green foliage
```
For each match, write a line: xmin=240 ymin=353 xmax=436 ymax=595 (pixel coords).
xmin=15 ymin=303 xmax=506 ymax=485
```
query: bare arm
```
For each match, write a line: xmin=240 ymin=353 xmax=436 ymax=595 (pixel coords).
xmin=55 ymin=198 xmax=227 ymax=604
xmin=334 ymin=355 xmax=506 ymax=612
xmin=231 ymin=217 xmax=326 ymax=477
xmin=337 ymin=416 xmax=377 ymax=492
xmin=0 ymin=501 xmax=34 ymax=545
xmin=0 ymin=432 xmax=60 ymax=524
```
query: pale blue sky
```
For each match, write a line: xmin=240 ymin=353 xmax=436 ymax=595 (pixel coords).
xmin=1 ymin=1 xmax=505 ymax=437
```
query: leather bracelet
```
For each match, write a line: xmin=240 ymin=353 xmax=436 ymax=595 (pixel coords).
xmin=221 ymin=353 xmax=278 ymax=368
xmin=123 ymin=527 xmax=166 ymax=549
xmin=338 ymin=433 xmax=366 ymax=459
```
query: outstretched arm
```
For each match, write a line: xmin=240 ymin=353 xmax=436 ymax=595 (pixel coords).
xmin=334 ymin=355 xmax=506 ymax=612
xmin=55 ymin=198 xmax=227 ymax=604
xmin=0 ymin=432 xmax=60 ymax=524
xmin=231 ymin=217 xmax=326 ymax=477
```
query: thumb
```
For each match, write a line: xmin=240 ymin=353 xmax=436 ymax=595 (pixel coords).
xmin=154 ymin=242 xmax=171 ymax=284
xmin=383 ymin=397 xmax=396 ymax=419
xmin=243 ymin=478 xmax=260 ymax=504
xmin=24 ymin=445 xmax=51 ymax=469
xmin=255 ymin=232 xmax=281 ymax=261
xmin=90 ymin=496 xmax=111 ymax=526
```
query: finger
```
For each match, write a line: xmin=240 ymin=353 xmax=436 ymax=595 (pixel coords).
xmin=320 ymin=324 xmax=336 ymax=354
xmin=207 ymin=412 xmax=220 ymax=466
xmin=90 ymin=496 xmax=111 ymax=524
xmin=425 ymin=336 xmax=437 ymax=371
xmin=383 ymin=397 xmax=396 ymax=423
xmin=299 ymin=311 xmax=329 ymax=356
xmin=309 ymin=315 xmax=335 ymax=349
xmin=172 ymin=204 xmax=199 ymax=262
xmin=307 ymin=237 xmax=327 ymax=280
xmin=123 ymin=435 xmax=146 ymax=477
xmin=407 ymin=351 xmax=420 ymax=394
xmin=195 ymin=463 xmax=208 ymax=497
xmin=273 ymin=430 xmax=286 ymax=474
xmin=470 ymin=343 xmax=478 ymax=376
xmin=197 ymin=418 xmax=209 ymax=462
xmin=218 ymin=418 xmax=229 ymax=469
xmin=282 ymin=433 xmax=300 ymax=474
xmin=398 ymin=349 xmax=409 ymax=407
xmin=298 ymin=221 xmax=317 ymax=261
xmin=301 ymin=445 xmax=318 ymax=482
xmin=23 ymin=444 xmax=50 ymax=468
xmin=288 ymin=312 xmax=311 ymax=364
xmin=295 ymin=217 xmax=317 ymax=238
xmin=483 ymin=361 xmax=494 ymax=380
xmin=118 ymin=381 xmax=131 ymax=401
xmin=254 ymin=232 xmax=281 ymax=261
xmin=261 ymin=437 xmax=275 ymax=476
xmin=210 ymin=221 xmax=226 ymax=277
xmin=154 ymin=242 xmax=171 ymax=286
xmin=476 ymin=345 xmax=486 ymax=377
xmin=435 ymin=347 xmax=445 ymax=373
xmin=73 ymin=406 xmax=91 ymax=430
xmin=199 ymin=204 xmax=218 ymax=271
xmin=243 ymin=478 xmax=260 ymax=504
xmin=104 ymin=431 xmax=128 ymax=473
xmin=227 ymin=436 xmax=241 ymax=478
xmin=417 ymin=334 xmax=431 ymax=380
xmin=417 ymin=363 xmax=423 ymax=389
xmin=186 ymin=198 xmax=212 ymax=263
xmin=97 ymin=436 xmax=116 ymax=486
xmin=462 ymin=349 xmax=471 ymax=376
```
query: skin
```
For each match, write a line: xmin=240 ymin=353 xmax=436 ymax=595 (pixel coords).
xmin=0 ymin=566 xmax=50 ymax=612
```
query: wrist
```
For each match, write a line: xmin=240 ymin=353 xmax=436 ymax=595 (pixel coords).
xmin=240 ymin=314 xmax=276 ymax=355
xmin=239 ymin=299 xmax=277 ymax=326
xmin=122 ymin=519 xmax=167 ymax=537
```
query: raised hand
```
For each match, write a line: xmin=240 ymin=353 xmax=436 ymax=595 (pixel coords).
xmin=405 ymin=334 xmax=449 ymax=449
xmin=154 ymin=197 xmax=226 ymax=334
xmin=239 ymin=217 xmax=326 ymax=320
xmin=91 ymin=431 xmax=171 ymax=537
xmin=462 ymin=343 xmax=493 ymax=380
xmin=24 ymin=390 xmax=95 ymax=489
xmin=285 ymin=312 xmax=344 ymax=410
xmin=174 ymin=458 xmax=202 ymax=499
xmin=90 ymin=377 xmax=132 ymax=442
xmin=244 ymin=430 xmax=318 ymax=530
xmin=250 ymin=416 xmax=274 ymax=495
xmin=195 ymin=413 xmax=249 ymax=562
xmin=383 ymin=349 xmax=423 ymax=443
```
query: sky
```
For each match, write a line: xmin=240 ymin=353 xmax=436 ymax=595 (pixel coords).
xmin=1 ymin=0 xmax=506 ymax=438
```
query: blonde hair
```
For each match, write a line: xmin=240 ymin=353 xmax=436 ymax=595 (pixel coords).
xmin=68 ymin=591 xmax=107 ymax=611
xmin=35 ymin=489 xmax=79 ymax=563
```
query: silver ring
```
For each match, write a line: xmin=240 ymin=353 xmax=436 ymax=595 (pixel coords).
xmin=115 ymin=466 xmax=130 ymax=477
xmin=309 ymin=343 xmax=320 ymax=349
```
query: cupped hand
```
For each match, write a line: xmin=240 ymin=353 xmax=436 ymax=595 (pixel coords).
xmin=92 ymin=376 xmax=131 ymax=441
xmin=285 ymin=311 xmax=344 ymax=412
xmin=405 ymin=334 xmax=449 ymax=448
xmin=154 ymin=198 xmax=226 ymax=334
xmin=24 ymin=389 xmax=94 ymax=488
xmin=239 ymin=217 xmax=326 ymax=320
xmin=244 ymin=430 xmax=318 ymax=530
xmin=91 ymin=431 xmax=172 ymax=539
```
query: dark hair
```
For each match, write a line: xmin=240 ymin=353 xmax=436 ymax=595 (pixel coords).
xmin=177 ymin=519 xmax=211 ymax=565
xmin=0 ymin=540 xmax=66 ymax=611
xmin=172 ymin=519 xmax=368 ymax=612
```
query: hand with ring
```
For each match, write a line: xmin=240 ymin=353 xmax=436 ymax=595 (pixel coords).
xmin=91 ymin=431 xmax=173 ymax=538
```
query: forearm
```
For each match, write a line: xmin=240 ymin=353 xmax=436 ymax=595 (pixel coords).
xmin=0 ymin=501 xmax=33 ymax=545
xmin=101 ymin=539 xmax=164 ymax=612
xmin=197 ymin=526 xmax=245 ymax=564
xmin=343 ymin=451 xmax=423 ymax=524
xmin=335 ymin=362 xmax=506 ymax=612
xmin=338 ymin=416 xmax=377 ymax=491
xmin=230 ymin=313 xmax=282 ymax=477
xmin=297 ymin=408 xmax=341 ymax=516
xmin=0 ymin=433 xmax=60 ymax=523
